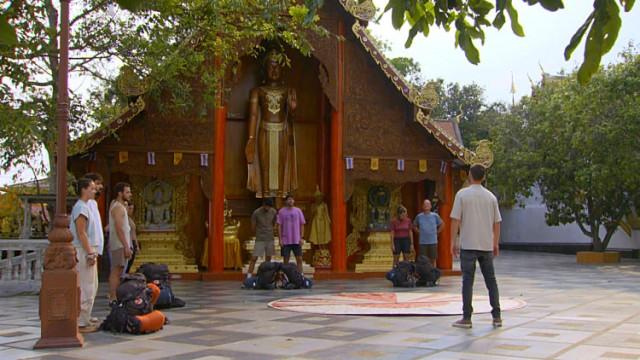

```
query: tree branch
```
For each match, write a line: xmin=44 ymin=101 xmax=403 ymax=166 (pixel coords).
xmin=70 ymin=0 xmax=110 ymax=27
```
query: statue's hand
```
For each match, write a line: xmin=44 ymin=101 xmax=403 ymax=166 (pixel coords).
xmin=245 ymin=139 xmax=255 ymax=163
xmin=287 ymin=89 xmax=297 ymax=112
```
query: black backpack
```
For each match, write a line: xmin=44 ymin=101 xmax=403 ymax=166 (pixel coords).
xmin=414 ymin=255 xmax=441 ymax=287
xmin=154 ymin=280 xmax=186 ymax=309
xmin=116 ymin=279 xmax=153 ymax=316
xmin=255 ymin=261 xmax=281 ymax=289
xmin=280 ymin=263 xmax=307 ymax=289
xmin=101 ymin=302 xmax=130 ymax=333
xmin=137 ymin=263 xmax=170 ymax=282
xmin=386 ymin=261 xmax=416 ymax=287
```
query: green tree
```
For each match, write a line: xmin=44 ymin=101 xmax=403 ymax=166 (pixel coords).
xmin=491 ymin=50 xmax=640 ymax=251
xmin=380 ymin=0 xmax=635 ymax=84
xmin=389 ymin=56 xmax=425 ymax=86
xmin=429 ymin=79 xmax=505 ymax=146
xmin=0 ymin=0 xmax=127 ymax=187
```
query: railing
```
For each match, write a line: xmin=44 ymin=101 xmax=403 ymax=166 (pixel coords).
xmin=0 ymin=239 xmax=49 ymax=296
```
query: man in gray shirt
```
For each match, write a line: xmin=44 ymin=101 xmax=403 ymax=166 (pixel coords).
xmin=247 ymin=198 xmax=277 ymax=278
xmin=450 ymin=164 xmax=502 ymax=329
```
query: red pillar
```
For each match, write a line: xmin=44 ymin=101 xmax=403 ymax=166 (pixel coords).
xmin=330 ymin=18 xmax=347 ymax=272
xmin=415 ymin=181 xmax=425 ymax=255
xmin=208 ymin=106 xmax=227 ymax=273
xmin=438 ymin=161 xmax=454 ymax=270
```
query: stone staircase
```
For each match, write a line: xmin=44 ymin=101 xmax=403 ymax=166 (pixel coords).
xmin=131 ymin=231 xmax=198 ymax=273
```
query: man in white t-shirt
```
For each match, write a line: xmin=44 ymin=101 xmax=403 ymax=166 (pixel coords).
xmin=450 ymin=164 xmax=502 ymax=329
xmin=70 ymin=178 xmax=100 ymax=332
xmin=83 ymin=173 xmax=105 ymax=257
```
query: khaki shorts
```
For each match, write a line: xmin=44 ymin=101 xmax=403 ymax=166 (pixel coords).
xmin=110 ymin=248 xmax=127 ymax=269
xmin=420 ymin=244 xmax=438 ymax=262
xmin=253 ymin=240 xmax=275 ymax=258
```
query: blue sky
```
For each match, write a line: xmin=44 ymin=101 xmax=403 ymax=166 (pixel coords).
xmin=370 ymin=0 xmax=639 ymax=104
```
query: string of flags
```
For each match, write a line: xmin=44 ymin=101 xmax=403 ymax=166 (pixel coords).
xmin=344 ymin=157 xmax=440 ymax=174
xmin=115 ymin=151 xmax=210 ymax=167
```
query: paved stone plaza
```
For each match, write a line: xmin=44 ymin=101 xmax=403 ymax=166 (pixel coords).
xmin=1 ymin=251 xmax=639 ymax=360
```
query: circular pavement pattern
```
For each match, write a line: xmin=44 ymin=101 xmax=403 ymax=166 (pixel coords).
xmin=268 ymin=292 xmax=527 ymax=316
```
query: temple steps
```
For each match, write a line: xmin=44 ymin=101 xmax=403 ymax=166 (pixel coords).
xmin=131 ymin=231 xmax=199 ymax=273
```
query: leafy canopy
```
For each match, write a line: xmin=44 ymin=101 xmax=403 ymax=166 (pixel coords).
xmin=379 ymin=0 xmax=636 ymax=84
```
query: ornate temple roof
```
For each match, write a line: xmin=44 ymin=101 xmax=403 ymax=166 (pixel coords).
xmin=350 ymin=19 xmax=473 ymax=164
xmin=68 ymin=97 xmax=146 ymax=156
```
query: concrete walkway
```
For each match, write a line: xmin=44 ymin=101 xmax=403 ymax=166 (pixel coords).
xmin=0 ymin=251 xmax=639 ymax=360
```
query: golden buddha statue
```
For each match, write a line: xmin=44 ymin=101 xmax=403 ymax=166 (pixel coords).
xmin=245 ymin=50 xmax=298 ymax=198
xmin=310 ymin=186 xmax=332 ymax=268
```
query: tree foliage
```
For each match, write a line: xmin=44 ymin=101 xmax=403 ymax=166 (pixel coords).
xmin=380 ymin=0 xmax=636 ymax=84
xmin=0 ymin=0 xmax=125 ymax=184
xmin=389 ymin=56 xmax=425 ymax=86
xmin=491 ymin=49 xmax=640 ymax=251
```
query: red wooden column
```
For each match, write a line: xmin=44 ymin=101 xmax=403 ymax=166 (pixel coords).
xmin=330 ymin=18 xmax=347 ymax=272
xmin=415 ymin=181 xmax=425 ymax=255
xmin=208 ymin=106 xmax=227 ymax=273
xmin=438 ymin=161 xmax=454 ymax=270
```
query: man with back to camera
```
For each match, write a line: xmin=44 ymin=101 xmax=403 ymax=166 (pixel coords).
xmin=450 ymin=164 xmax=502 ymax=329
xmin=277 ymin=194 xmax=306 ymax=274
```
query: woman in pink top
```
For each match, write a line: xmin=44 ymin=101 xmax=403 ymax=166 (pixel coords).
xmin=390 ymin=205 xmax=413 ymax=266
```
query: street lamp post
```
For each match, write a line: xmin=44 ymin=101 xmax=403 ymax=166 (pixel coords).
xmin=34 ymin=0 xmax=83 ymax=349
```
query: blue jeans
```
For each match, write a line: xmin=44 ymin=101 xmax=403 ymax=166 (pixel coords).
xmin=460 ymin=250 xmax=501 ymax=320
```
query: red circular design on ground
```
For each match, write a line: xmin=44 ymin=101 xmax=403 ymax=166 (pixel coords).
xmin=268 ymin=292 xmax=527 ymax=316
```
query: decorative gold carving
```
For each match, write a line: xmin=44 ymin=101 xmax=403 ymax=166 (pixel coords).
xmin=471 ymin=140 xmax=494 ymax=168
xmin=265 ymin=89 xmax=284 ymax=115
xmin=354 ymin=183 xmax=412 ymax=272
xmin=347 ymin=185 xmax=368 ymax=257
xmin=313 ymin=248 xmax=332 ymax=268
xmin=416 ymin=109 xmax=474 ymax=164
xmin=412 ymin=83 xmax=440 ymax=111
xmin=130 ymin=175 xmax=197 ymax=270
xmin=340 ymin=0 xmax=377 ymax=21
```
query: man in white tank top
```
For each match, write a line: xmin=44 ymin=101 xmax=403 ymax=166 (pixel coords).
xmin=108 ymin=182 xmax=132 ymax=301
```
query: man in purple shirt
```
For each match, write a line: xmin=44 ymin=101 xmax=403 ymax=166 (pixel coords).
xmin=277 ymin=194 xmax=306 ymax=273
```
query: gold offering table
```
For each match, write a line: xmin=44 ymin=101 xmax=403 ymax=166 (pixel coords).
xmin=242 ymin=237 xmax=315 ymax=275
xmin=355 ymin=231 xmax=393 ymax=272
xmin=131 ymin=231 xmax=198 ymax=273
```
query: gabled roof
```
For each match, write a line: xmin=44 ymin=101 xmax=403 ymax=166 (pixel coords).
xmin=349 ymin=19 xmax=472 ymax=163
xmin=69 ymin=97 xmax=146 ymax=156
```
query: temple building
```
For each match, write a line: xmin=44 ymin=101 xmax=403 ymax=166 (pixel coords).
xmin=68 ymin=0 xmax=478 ymax=279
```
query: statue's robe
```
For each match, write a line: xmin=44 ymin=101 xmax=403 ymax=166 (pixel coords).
xmin=309 ymin=202 xmax=331 ymax=245
xmin=247 ymin=87 xmax=298 ymax=198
